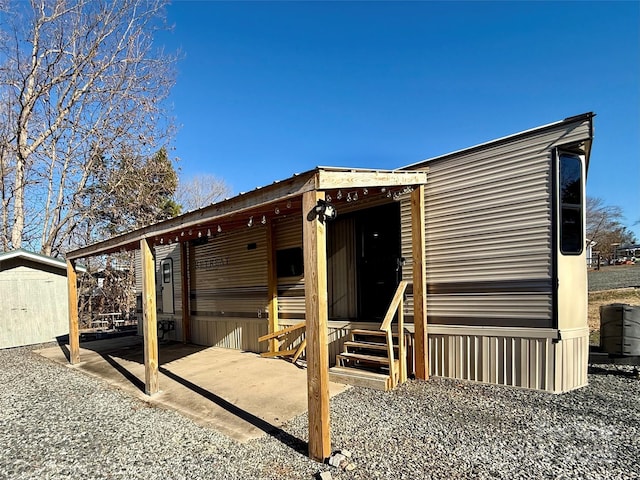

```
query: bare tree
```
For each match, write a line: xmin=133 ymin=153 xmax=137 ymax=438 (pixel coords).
xmin=586 ymin=197 xmax=624 ymax=244
xmin=175 ymin=173 xmax=231 ymax=211
xmin=0 ymin=0 xmax=176 ymax=255
xmin=587 ymin=196 xmax=637 ymax=262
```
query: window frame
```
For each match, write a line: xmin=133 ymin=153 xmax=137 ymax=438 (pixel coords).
xmin=558 ymin=152 xmax=584 ymax=256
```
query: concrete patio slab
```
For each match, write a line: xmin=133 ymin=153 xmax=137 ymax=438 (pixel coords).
xmin=36 ymin=336 xmax=349 ymax=443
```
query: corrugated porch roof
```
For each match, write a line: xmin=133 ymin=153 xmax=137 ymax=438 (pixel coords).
xmin=65 ymin=166 xmax=427 ymax=260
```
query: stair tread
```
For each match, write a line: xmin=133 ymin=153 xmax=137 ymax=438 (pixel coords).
xmin=329 ymin=367 xmax=392 ymax=391
xmin=337 ymin=352 xmax=399 ymax=365
xmin=344 ymin=341 xmax=397 ymax=351
xmin=329 ymin=366 xmax=390 ymax=380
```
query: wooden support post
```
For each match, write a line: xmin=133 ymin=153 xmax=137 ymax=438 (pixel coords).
xmin=266 ymin=222 xmax=279 ymax=353
xmin=66 ymin=260 xmax=80 ymax=365
xmin=141 ymin=238 xmax=159 ymax=395
xmin=411 ymin=185 xmax=429 ymax=380
xmin=302 ymin=190 xmax=331 ymax=461
xmin=180 ymin=242 xmax=191 ymax=344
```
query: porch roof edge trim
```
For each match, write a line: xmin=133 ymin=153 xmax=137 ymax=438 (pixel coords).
xmin=65 ymin=167 xmax=428 ymax=261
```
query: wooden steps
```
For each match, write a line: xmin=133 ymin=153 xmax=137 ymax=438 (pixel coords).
xmin=328 ymin=327 xmax=405 ymax=392
xmin=337 ymin=351 xmax=398 ymax=366
xmin=343 ymin=340 xmax=398 ymax=352
xmin=329 ymin=366 xmax=393 ymax=391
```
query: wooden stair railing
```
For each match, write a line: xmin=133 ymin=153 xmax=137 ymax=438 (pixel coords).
xmin=378 ymin=280 xmax=409 ymax=388
xmin=258 ymin=321 xmax=306 ymax=363
xmin=332 ymin=281 xmax=409 ymax=391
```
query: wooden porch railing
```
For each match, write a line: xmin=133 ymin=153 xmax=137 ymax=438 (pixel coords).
xmin=379 ymin=280 xmax=409 ymax=388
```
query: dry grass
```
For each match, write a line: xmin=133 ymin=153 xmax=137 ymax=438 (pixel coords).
xmin=588 ymin=288 xmax=640 ymax=333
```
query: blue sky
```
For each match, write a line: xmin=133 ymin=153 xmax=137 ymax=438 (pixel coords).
xmin=158 ymin=1 xmax=640 ymax=238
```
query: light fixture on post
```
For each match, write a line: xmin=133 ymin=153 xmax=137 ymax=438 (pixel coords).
xmin=308 ymin=199 xmax=337 ymax=224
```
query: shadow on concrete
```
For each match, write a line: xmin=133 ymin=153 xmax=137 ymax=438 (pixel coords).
xmin=55 ymin=335 xmax=70 ymax=362
xmin=158 ymin=366 xmax=308 ymax=455
xmin=78 ymin=337 xmax=208 ymax=366
xmin=100 ymin=353 xmax=146 ymax=393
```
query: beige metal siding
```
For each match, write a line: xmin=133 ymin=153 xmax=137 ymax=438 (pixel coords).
xmin=274 ymin=216 xmax=306 ymax=321
xmin=328 ymin=216 xmax=357 ymax=319
xmin=189 ymin=226 xmax=269 ymax=351
xmin=402 ymin=117 xmax=592 ymax=330
xmin=154 ymin=244 xmax=182 ymax=341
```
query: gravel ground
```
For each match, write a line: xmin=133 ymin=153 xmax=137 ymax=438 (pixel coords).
xmin=589 ymin=264 xmax=640 ymax=292
xmin=2 ymin=345 xmax=640 ymax=480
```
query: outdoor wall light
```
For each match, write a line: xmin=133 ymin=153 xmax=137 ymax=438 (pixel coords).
xmin=308 ymin=199 xmax=337 ymax=224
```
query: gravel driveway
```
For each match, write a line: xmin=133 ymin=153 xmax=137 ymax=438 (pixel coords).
xmin=2 ymin=345 xmax=639 ymax=480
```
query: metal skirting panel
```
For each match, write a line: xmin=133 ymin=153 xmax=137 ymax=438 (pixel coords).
xmin=427 ymin=331 xmax=589 ymax=393
xmin=553 ymin=332 xmax=590 ymax=392
xmin=190 ymin=316 xmax=269 ymax=352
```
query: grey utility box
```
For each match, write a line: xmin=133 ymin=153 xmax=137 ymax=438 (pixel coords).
xmin=600 ymin=304 xmax=640 ymax=356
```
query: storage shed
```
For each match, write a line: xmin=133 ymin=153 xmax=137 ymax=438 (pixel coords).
xmin=0 ymin=249 xmax=80 ymax=349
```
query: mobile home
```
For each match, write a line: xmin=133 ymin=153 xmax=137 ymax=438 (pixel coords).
xmin=65 ymin=112 xmax=593 ymax=459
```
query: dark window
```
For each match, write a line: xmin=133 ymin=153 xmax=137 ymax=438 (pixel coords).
xmin=276 ymin=247 xmax=304 ymax=277
xmin=162 ymin=260 xmax=172 ymax=283
xmin=559 ymin=153 xmax=583 ymax=254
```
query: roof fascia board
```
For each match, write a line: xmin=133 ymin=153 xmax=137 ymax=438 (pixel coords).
xmin=316 ymin=170 xmax=428 ymax=190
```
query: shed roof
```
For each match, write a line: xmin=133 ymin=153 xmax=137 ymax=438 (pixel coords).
xmin=0 ymin=248 xmax=86 ymax=273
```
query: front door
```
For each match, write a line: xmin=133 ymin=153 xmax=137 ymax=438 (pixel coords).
xmin=356 ymin=203 xmax=402 ymax=321
xmin=160 ymin=258 xmax=174 ymax=314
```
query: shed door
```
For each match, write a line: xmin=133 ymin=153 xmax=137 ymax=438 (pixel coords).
xmin=160 ymin=258 xmax=175 ymax=314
